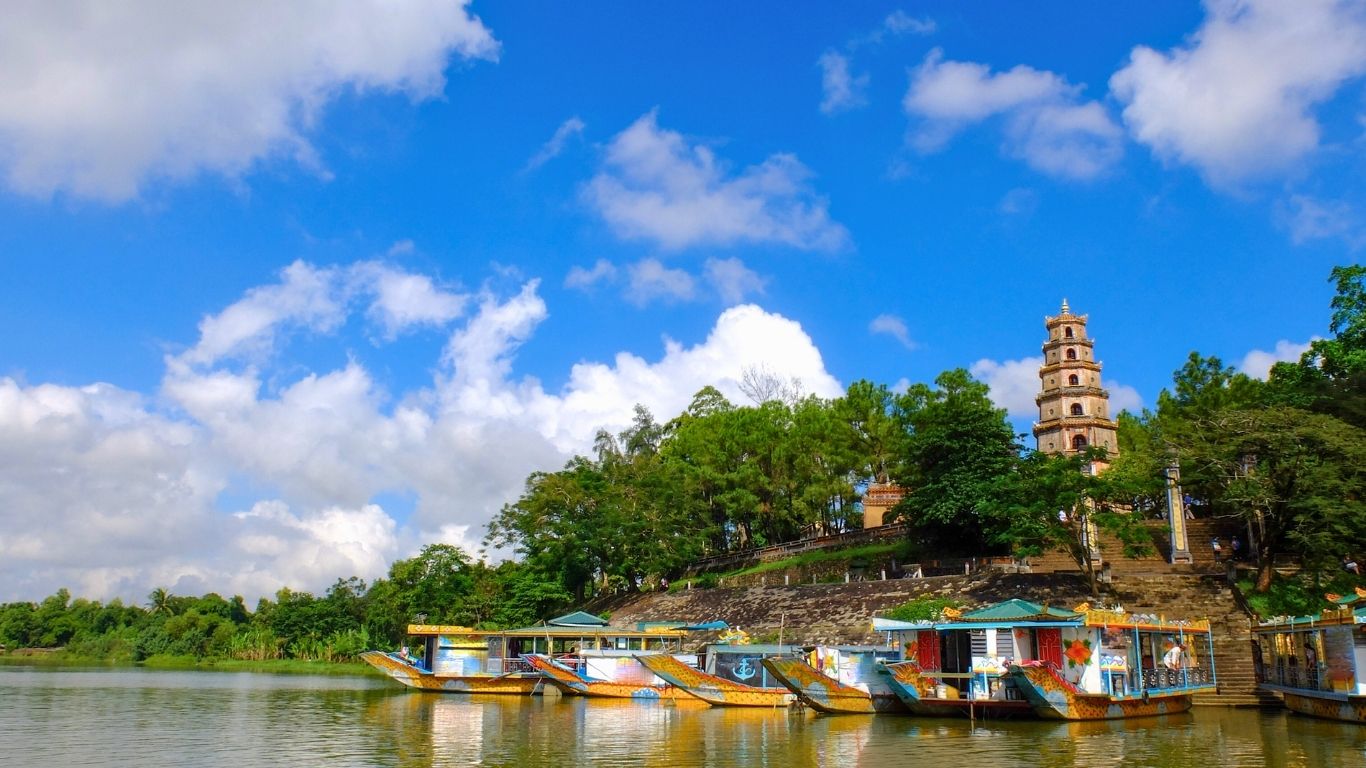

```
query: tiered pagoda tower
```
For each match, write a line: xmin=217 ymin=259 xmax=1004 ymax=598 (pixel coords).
xmin=1033 ymin=299 xmax=1119 ymax=471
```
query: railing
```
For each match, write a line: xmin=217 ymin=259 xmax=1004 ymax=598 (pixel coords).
xmin=1139 ymin=666 xmax=1213 ymax=690
xmin=1265 ymin=665 xmax=1324 ymax=691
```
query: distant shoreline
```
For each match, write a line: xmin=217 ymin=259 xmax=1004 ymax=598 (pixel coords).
xmin=0 ymin=652 xmax=375 ymax=677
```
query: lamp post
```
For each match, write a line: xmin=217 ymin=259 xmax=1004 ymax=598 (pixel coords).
xmin=1163 ymin=461 xmax=1193 ymax=564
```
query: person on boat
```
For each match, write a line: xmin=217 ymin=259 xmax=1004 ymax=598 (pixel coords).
xmin=1162 ymin=642 xmax=1185 ymax=671
xmin=398 ymin=646 xmax=412 ymax=662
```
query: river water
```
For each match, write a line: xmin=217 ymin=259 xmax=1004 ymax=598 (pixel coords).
xmin=2 ymin=666 xmax=1363 ymax=767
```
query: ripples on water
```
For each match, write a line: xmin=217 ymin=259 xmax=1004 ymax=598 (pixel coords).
xmin=3 ymin=667 xmax=1365 ymax=768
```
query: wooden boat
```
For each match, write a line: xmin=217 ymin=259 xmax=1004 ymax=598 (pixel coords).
xmin=636 ymin=644 xmax=799 ymax=707
xmin=360 ymin=627 xmax=543 ymax=695
xmin=364 ymin=610 xmax=689 ymax=696
xmin=762 ymin=646 xmax=909 ymax=714
xmin=522 ymin=652 xmax=699 ymax=700
xmin=873 ymin=600 xmax=1066 ymax=718
xmin=999 ymin=602 xmax=1217 ymax=720
xmin=1254 ymin=588 xmax=1366 ymax=723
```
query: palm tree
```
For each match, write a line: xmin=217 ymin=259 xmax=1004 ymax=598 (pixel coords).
xmin=147 ymin=587 xmax=175 ymax=616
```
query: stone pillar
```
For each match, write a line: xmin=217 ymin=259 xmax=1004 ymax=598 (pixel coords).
xmin=1164 ymin=461 xmax=1193 ymax=564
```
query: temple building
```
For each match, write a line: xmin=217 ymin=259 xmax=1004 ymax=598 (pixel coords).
xmin=1033 ymin=299 xmax=1119 ymax=472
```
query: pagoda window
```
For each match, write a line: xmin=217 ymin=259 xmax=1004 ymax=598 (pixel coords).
xmin=1065 ymin=348 xmax=1077 ymax=360
xmin=1072 ymin=435 xmax=1088 ymax=450
xmin=1064 ymin=327 xmax=1074 ymax=339
xmin=1068 ymin=374 xmax=1079 ymax=386
xmin=1070 ymin=404 xmax=1084 ymax=416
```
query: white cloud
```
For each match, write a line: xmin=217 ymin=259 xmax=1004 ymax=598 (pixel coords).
xmin=583 ymin=111 xmax=850 ymax=251
xmin=904 ymin=49 xmax=1122 ymax=179
xmin=1110 ymin=0 xmax=1366 ymax=186
xmin=178 ymin=260 xmax=469 ymax=367
xmin=360 ymin=264 xmax=468 ymax=340
xmin=704 ymin=257 xmax=768 ymax=305
xmin=1281 ymin=194 xmax=1366 ymax=248
xmin=564 ymin=259 xmax=619 ymax=290
xmin=970 ymin=356 xmax=1043 ymax=418
xmin=881 ymin=11 xmax=937 ymax=37
xmin=819 ymin=52 xmax=870 ymax=114
xmin=869 ymin=314 xmax=916 ymax=350
xmin=626 ymin=259 xmax=697 ymax=305
xmin=0 ymin=1 xmax=498 ymax=201
xmin=0 ymin=264 xmax=849 ymax=603
xmin=525 ymin=116 xmax=586 ymax=171
xmin=1239 ymin=339 xmax=1315 ymax=378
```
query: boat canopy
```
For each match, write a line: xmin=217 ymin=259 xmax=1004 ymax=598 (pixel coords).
xmin=1257 ymin=588 xmax=1366 ymax=630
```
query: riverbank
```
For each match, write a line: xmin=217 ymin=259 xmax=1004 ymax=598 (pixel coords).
xmin=0 ymin=652 xmax=374 ymax=677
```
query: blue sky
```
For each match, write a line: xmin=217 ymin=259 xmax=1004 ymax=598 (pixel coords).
xmin=2 ymin=1 xmax=1363 ymax=602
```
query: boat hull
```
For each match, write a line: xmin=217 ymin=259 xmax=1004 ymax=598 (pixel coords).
xmin=360 ymin=651 xmax=542 ymax=695
xmin=881 ymin=661 xmax=1033 ymax=718
xmin=521 ymin=653 xmax=693 ymax=700
xmin=1008 ymin=664 xmax=1204 ymax=720
xmin=1266 ymin=686 xmax=1366 ymax=723
xmin=762 ymin=657 xmax=907 ymax=714
xmin=636 ymin=653 xmax=794 ymax=707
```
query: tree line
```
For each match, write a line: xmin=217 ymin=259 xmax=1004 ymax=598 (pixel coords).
xmin=4 ymin=266 xmax=1362 ymax=659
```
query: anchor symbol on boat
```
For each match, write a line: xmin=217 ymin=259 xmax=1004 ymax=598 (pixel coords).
xmin=734 ymin=657 xmax=757 ymax=681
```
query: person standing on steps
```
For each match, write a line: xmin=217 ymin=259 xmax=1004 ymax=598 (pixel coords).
xmin=1231 ymin=536 xmax=1242 ymax=561
xmin=1211 ymin=537 xmax=1222 ymax=563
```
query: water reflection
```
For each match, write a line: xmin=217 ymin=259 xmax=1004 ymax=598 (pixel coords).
xmin=6 ymin=667 xmax=1366 ymax=768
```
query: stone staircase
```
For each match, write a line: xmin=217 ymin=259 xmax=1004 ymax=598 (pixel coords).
xmin=1106 ymin=572 xmax=1280 ymax=709
xmin=1026 ymin=518 xmax=1250 ymax=576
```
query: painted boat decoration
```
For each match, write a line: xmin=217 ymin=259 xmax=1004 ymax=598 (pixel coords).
xmin=875 ymin=599 xmax=1216 ymax=720
xmin=522 ymin=652 xmax=697 ymax=700
xmin=762 ymin=646 xmax=909 ymax=714
xmin=1254 ymin=588 xmax=1366 ymax=723
xmin=636 ymin=644 xmax=799 ymax=707
xmin=359 ymin=629 xmax=543 ymax=695
xmin=363 ymin=610 xmax=690 ymax=696
xmin=1003 ymin=602 xmax=1216 ymax=720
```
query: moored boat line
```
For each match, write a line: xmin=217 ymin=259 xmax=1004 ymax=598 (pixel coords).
xmin=359 ymin=597 xmax=1276 ymax=724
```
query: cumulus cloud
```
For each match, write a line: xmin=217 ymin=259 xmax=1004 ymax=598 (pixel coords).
xmin=704 ymin=257 xmax=768 ymax=304
xmin=819 ymin=52 xmax=870 ymax=114
xmin=0 ymin=1 xmax=498 ymax=201
xmin=1110 ymin=0 xmax=1366 ymax=186
xmin=1239 ymin=339 xmax=1315 ymax=378
xmin=970 ymin=356 xmax=1044 ymax=418
xmin=626 ymin=259 xmax=697 ymax=305
xmin=904 ymin=49 xmax=1123 ymax=179
xmin=525 ymin=116 xmax=586 ymax=171
xmin=869 ymin=314 xmax=916 ymax=350
xmin=564 ymin=259 xmax=619 ymax=290
xmin=0 ymin=264 xmax=844 ymax=602
xmin=178 ymin=260 xmax=468 ymax=366
xmin=583 ymin=111 xmax=850 ymax=251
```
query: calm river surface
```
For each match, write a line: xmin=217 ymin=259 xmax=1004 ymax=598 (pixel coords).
xmin=3 ymin=666 xmax=1364 ymax=767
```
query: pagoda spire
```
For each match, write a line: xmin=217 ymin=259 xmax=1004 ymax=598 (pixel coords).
xmin=1033 ymin=301 xmax=1119 ymax=471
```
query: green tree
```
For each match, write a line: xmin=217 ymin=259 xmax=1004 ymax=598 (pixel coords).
xmin=890 ymin=369 xmax=1020 ymax=554
xmin=1177 ymin=406 xmax=1366 ymax=590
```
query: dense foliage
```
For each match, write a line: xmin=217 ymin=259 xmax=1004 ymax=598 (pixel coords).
xmin=0 ymin=547 xmax=569 ymax=662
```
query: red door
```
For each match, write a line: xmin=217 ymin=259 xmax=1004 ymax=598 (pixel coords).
xmin=917 ymin=630 xmax=941 ymax=670
xmin=1036 ymin=628 xmax=1063 ymax=667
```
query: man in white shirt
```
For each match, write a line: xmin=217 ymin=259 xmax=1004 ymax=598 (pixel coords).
xmin=1162 ymin=642 xmax=1184 ymax=671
